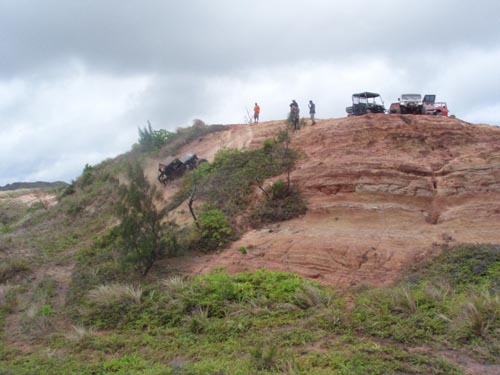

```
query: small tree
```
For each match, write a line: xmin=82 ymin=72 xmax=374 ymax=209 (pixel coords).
xmin=115 ymin=161 xmax=167 ymax=276
xmin=137 ymin=121 xmax=174 ymax=152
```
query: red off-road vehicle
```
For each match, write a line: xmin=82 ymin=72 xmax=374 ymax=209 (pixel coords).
xmin=423 ymin=95 xmax=449 ymax=116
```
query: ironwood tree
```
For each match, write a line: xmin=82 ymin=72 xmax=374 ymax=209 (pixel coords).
xmin=115 ymin=161 xmax=168 ymax=276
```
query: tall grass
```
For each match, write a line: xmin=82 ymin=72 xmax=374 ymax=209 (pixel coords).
xmin=448 ymin=288 xmax=500 ymax=340
xmin=65 ymin=324 xmax=96 ymax=342
xmin=87 ymin=284 xmax=143 ymax=307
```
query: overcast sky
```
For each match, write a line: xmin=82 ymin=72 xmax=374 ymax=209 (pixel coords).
xmin=1 ymin=0 xmax=500 ymax=186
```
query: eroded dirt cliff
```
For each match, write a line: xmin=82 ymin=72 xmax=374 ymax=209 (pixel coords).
xmin=155 ymin=115 xmax=500 ymax=287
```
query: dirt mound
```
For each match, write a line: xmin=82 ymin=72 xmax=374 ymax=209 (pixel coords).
xmin=156 ymin=115 xmax=500 ymax=287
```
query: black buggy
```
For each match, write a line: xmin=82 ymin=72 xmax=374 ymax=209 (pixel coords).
xmin=157 ymin=153 xmax=206 ymax=185
xmin=346 ymin=92 xmax=386 ymax=116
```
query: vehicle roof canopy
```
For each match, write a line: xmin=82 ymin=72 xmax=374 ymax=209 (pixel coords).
xmin=159 ymin=156 xmax=177 ymax=168
xmin=352 ymin=92 xmax=381 ymax=99
xmin=179 ymin=153 xmax=196 ymax=164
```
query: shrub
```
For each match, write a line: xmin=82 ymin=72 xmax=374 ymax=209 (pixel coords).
xmin=79 ymin=163 xmax=94 ymax=187
xmin=197 ymin=206 xmax=232 ymax=251
xmin=250 ymin=183 xmax=307 ymax=227
xmin=136 ymin=122 xmax=174 ymax=152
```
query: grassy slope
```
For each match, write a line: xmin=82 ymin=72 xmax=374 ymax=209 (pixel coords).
xmin=0 ymin=123 xmax=499 ymax=374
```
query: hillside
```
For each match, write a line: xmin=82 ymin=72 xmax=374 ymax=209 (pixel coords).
xmin=0 ymin=181 xmax=68 ymax=192
xmin=1 ymin=115 xmax=499 ymax=374
xmin=155 ymin=115 xmax=500 ymax=287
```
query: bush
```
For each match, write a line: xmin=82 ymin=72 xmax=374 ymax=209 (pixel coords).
xmin=197 ymin=206 xmax=232 ymax=251
xmin=79 ymin=164 xmax=94 ymax=187
xmin=136 ymin=122 xmax=174 ymax=153
xmin=250 ymin=182 xmax=307 ymax=227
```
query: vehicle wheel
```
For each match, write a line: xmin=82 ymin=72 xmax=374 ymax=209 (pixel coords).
xmin=436 ymin=111 xmax=443 ymax=116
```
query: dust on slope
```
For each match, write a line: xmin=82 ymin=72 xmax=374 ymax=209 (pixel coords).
xmin=161 ymin=115 xmax=500 ymax=288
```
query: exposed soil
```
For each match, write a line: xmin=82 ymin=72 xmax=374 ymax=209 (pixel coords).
xmin=151 ymin=115 xmax=500 ymax=288
xmin=0 ymin=189 xmax=58 ymax=208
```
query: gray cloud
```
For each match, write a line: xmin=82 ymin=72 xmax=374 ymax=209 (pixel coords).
xmin=1 ymin=0 xmax=500 ymax=185
xmin=2 ymin=1 xmax=499 ymax=77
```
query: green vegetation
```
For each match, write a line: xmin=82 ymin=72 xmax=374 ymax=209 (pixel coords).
xmin=353 ymin=244 xmax=500 ymax=360
xmin=3 ymin=243 xmax=500 ymax=373
xmin=137 ymin=118 xmax=225 ymax=157
xmin=1 ymin=118 xmax=499 ymax=374
xmin=115 ymin=161 xmax=170 ymax=276
xmin=137 ymin=121 xmax=175 ymax=153
xmin=197 ymin=205 xmax=232 ymax=251
xmin=171 ymin=130 xmax=305 ymax=239
xmin=250 ymin=179 xmax=307 ymax=226
xmin=3 ymin=260 xmax=483 ymax=374
xmin=0 ymin=195 xmax=28 ymax=231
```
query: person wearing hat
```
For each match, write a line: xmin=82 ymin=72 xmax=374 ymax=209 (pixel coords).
xmin=308 ymin=100 xmax=316 ymax=125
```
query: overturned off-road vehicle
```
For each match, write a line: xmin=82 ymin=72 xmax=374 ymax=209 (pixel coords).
xmin=157 ymin=153 xmax=207 ymax=185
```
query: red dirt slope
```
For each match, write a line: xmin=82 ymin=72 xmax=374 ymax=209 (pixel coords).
xmin=158 ymin=115 xmax=500 ymax=287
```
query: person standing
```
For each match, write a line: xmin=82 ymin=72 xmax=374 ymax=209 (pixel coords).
xmin=253 ymin=102 xmax=260 ymax=123
xmin=289 ymin=100 xmax=300 ymax=130
xmin=308 ymin=100 xmax=316 ymax=125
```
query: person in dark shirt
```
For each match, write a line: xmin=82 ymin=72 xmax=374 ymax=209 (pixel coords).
xmin=308 ymin=100 xmax=316 ymax=125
